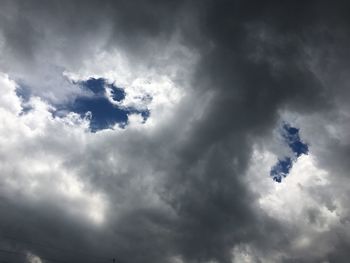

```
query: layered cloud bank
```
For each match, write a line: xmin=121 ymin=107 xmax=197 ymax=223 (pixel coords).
xmin=1 ymin=1 xmax=350 ymax=262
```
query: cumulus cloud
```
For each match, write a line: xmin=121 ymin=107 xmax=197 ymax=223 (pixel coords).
xmin=1 ymin=1 xmax=350 ymax=263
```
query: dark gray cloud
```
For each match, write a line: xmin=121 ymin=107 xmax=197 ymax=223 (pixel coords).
xmin=1 ymin=1 xmax=350 ymax=263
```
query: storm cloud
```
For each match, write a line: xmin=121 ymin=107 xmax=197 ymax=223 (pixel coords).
xmin=1 ymin=1 xmax=350 ymax=262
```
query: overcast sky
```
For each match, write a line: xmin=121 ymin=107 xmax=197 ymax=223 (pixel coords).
xmin=1 ymin=1 xmax=350 ymax=262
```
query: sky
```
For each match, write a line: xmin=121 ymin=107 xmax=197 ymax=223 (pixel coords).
xmin=1 ymin=1 xmax=350 ymax=262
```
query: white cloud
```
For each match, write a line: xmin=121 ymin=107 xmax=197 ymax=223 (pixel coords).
xmin=245 ymin=110 xmax=350 ymax=261
xmin=0 ymin=73 xmax=107 ymax=225
xmin=63 ymin=36 xmax=197 ymax=128
xmin=26 ymin=252 xmax=43 ymax=263
xmin=0 ymin=70 xmax=184 ymax=228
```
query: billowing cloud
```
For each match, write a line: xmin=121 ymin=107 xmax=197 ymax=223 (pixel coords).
xmin=1 ymin=1 xmax=350 ymax=263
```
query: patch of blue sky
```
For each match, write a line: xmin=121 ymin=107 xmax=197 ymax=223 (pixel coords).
xmin=281 ymin=123 xmax=309 ymax=157
xmin=270 ymin=123 xmax=309 ymax=183
xmin=270 ymin=157 xmax=293 ymax=183
xmin=80 ymin=77 xmax=105 ymax=95
xmin=109 ymin=84 xmax=126 ymax=102
xmin=55 ymin=78 xmax=150 ymax=132
xmin=17 ymin=77 xmax=150 ymax=132
xmin=61 ymin=95 xmax=129 ymax=131
xmin=76 ymin=78 xmax=125 ymax=102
